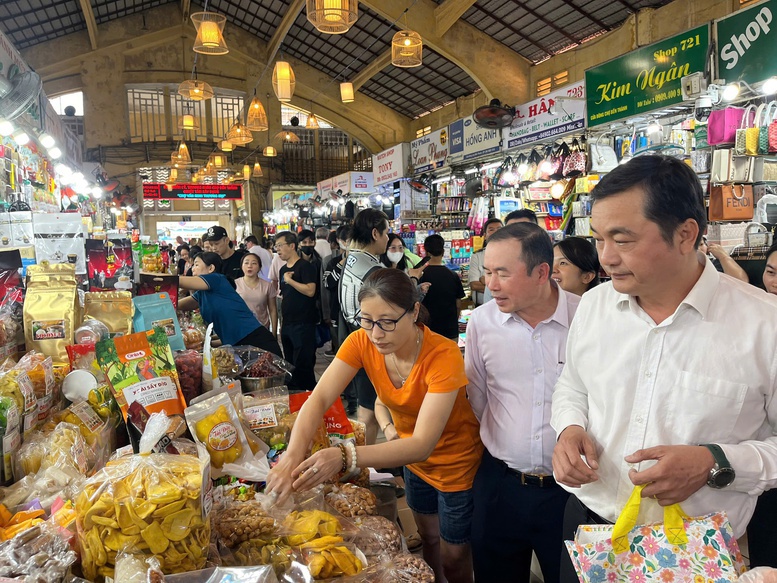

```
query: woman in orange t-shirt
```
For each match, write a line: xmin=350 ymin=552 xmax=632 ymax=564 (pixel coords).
xmin=266 ymin=268 xmax=482 ymax=583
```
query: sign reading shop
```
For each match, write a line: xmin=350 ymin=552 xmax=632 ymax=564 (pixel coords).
xmin=716 ymin=0 xmax=776 ymax=85
xmin=410 ymin=128 xmax=448 ymax=174
xmin=585 ymin=24 xmax=708 ymax=127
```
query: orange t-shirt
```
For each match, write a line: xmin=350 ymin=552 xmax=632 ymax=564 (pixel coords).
xmin=337 ymin=325 xmax=483 ymax=492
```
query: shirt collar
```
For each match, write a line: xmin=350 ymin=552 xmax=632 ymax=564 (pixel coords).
xmin=498 ymin=281 xmax=572 ymax=328
xmin=614 ymin=256 xmax=719 ymax=319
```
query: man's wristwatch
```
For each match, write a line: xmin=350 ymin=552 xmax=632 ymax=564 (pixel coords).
xmin=702 ymin=444 xmax=736 ymax=489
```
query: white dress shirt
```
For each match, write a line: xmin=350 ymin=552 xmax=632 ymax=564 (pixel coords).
xmin=468 ymin=250 xmax=486 ymax=306
xmin=551 ymin=258 xmax=777 ymax=537
xmin=248 ymin=245 xmax=273 ymax=282
xmin=466 ymin=286 xmax=580 ymax=474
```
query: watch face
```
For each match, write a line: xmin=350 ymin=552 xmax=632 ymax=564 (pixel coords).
xmin=712 ymin=468 xmax=736 ymax=489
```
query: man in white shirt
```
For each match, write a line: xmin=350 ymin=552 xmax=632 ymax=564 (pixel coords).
xmin=550 ymin=155 xmax=777 ymax=581
xmin=314 ymin=227 xmax=332 ymax=260
xmin=466 ymin=223 xmax=580 ymax=583
xmin=244 ymin=235 xmax=273 ymax=282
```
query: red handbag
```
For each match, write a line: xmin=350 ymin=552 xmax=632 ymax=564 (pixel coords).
xmin=563 ymin=138 xmax=587 ymax=177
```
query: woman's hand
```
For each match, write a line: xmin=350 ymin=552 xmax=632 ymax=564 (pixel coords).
xmin=265 ymin=451 xmax=304 ymax=505
xmin=291 ymin=447 xmax=343 ymax=491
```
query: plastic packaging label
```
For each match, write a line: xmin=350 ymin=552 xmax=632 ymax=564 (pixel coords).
xmin=244 ymin=403 xmax=278 ymax=430
xmin=123 ymin=378 xmax=179 ymax=410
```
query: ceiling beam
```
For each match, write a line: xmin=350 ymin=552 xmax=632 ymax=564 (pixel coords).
xmin=266 ymin=0 xmax=305 ymax=63
xmin=434 ymin=0 xmax=477 ymax=37
xmin=77 ymin=0 xmax=99 ymax=50
xmin=182 ymin=0 xmax=191 ymax=21
xmin=351 ymin=49 xmax=392 ymax=91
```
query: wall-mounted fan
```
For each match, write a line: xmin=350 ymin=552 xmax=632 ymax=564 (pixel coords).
xmin=0 ymin=71 xmax=42 ymax=120
xmin=473 ymin=99 xmax=515 ymax=129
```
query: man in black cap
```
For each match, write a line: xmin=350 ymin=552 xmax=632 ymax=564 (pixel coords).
xmin=202 ymin=226 xmax=246 ymax=282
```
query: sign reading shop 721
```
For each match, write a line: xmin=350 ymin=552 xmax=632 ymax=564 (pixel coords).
xmin=585 ymin=24 xmax=708 ymax=127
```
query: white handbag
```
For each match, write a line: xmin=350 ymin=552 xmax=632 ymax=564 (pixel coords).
xmin=589 ymin=134 xmax=618 ymax=173
xmin=711 ymin=148 xmax=733 ymax=183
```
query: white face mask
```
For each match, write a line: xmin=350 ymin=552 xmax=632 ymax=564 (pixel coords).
xmin=338 ymin=241 xmax=347 ymax=250
xmin=387 ymin=251 xmax=404 ymax=264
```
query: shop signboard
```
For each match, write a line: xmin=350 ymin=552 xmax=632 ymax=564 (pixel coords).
xmin=716 ymin=1 xmax=777 ymax=85
xmin=585 ymin=24 xmax=709 ymax=127
xmin=410 ymin=127 xmax=449 ymax=173
xmin=316 ymin=177 xmax=334 ymax=195
xmin=449 ymin=118 xmax=502 ymax=162
xmin=329 ymin=172 xmax=374 ymax=193
xmin=143 ymin=183 xmax=243 ymax=200
xmin=373 ymin=143 xmax=410 ymax=186
xmin=503 ymin=81 xmax=586 ymax=149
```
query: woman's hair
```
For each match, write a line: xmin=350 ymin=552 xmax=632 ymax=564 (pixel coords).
xmin=380 ymin=234 xmax=412 ymax=269
xmin=241 ymin=251 xmax=262 ymax=270
xmin=177 ymin=244 xmax=190 ymax=254
xmin=358 ymin=269 xmax=428 ymax=324
xmin=767 ymin=243 xmax=777 ymax=262
xmin=554 ymin=237 xmax=600 ymax=290
xmin=194 ymin=251 xmax=223 ymax=272
xmin=189 ymin=245 xmax=203 ymax=257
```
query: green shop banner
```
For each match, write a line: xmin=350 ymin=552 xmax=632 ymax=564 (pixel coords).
xmin=717 ymin=0 xmax=776 ymax=85
xmin=585 ymin=24 xmax=709 ymax=127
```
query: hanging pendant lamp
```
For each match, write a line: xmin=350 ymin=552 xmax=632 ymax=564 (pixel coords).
xmin=177 ymin=140 xmax=191 ymax=163
xmin=306 ymin=0 xmax=358 ymax=34
xmin=220 ymin=139 xmax=234 ymax=152
xmin=178 ymin=77 xmax=214 ymax=101
xmin=179 ymin=113 xmax=199 ymax=131
xmin=306 ymin=112 xmax=320 ymax=129
xmin=340 ymin=82 xmax=355 ymax=103
xmin=227 ymin=121 xmax=253 ymax=145
xmin=253 ymin=161 xmax=263 ymax=177
xmin=263 ymin=145 xmax=278 ymax=157
xmin=246 ymin=96 xmax=269 ymax=131
xmin=391 ymin=30 xmax=423 ymax=68
xmin=242 ymin=165 xmax=251 ymax=181
xmin=275 ymin=130 xmax=300 ymax=144
xmin=210 ymin=153 xmax=228 ymax=169
xmin=272 ymin=61 xmax=296 ymax=102
xmin=191 ymin=12 xmax=229 ymax=55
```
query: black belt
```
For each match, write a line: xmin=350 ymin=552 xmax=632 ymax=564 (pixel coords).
xmin=508 ymin=468 xmax=557 ymax=488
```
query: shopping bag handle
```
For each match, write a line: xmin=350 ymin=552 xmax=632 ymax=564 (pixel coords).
xmin=611 ymin=485 xmax=689 ymax=554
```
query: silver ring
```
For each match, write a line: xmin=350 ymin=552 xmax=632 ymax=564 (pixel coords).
xmin=311 ymin=467 xmax=319 ymax=475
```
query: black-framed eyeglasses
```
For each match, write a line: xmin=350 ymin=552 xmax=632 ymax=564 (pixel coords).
xmin=355 ymin=307 xmax=410 ymax=332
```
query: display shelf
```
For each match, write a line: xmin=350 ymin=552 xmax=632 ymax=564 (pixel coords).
xmin=437 ymin=195 xmax=468 ymax=198
xmin=439 ymin=211 xmax=470 ymax=214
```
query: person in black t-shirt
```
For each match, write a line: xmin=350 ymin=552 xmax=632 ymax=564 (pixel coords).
xmin=419 ymin=234 xmax=465 ymax=340
xmin=276 ymin=231 xmax=318 ymax=391
xmin=203 ymin=225 xmax=246 ymax=282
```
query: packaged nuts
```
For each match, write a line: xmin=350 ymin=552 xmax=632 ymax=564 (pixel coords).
xmin=388 ymin=553 xmax=435 ymax=582
xmin=325 ymin=484 xmax=377 ymax=517
xmin=212 ymin=501 xmax=277 ymax=548
xmin=352 ymin=516 xmax=403 ymax=557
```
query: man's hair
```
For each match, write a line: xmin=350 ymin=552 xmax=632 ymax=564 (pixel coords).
xmin=505 ymin=209 xmax=539 ymax=224
xmin=423 ymin=234 xmax=445 ymax=257
xmin=481 ymin=217 xmax=503 ymax=237
xmin=244 ymin=235 xmax=259 ymax=245
xmin=591 ymin=155 xmax=706 ymax=247
xmin=276 ymin=231 xmax=298 ymax=250
xmin=328 ymin=231 xmax=338 ymax=244
xmin=488 ymin=222 xmax=553 ymax=275
xmin=297 ymin=229 xmax=315 ymax=244
xmin=316 ymin=227 xmax=330 ymax=240
xmin=352 ymin=208 xmax=388 ymax=246
xmin=336 ymin=225 xmax=352 ymax=242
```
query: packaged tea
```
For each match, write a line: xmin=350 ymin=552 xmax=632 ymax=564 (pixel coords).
xmin=85 ymin=238 xmax=133 ymax=292
xmin=23 ymin=263 xmax=79 ymax=364
xmin=138 ymin=273 xmax=179 ymax=308
xmin=84 ymin=291 xmax=133 ymax=336
xmin=96 ymin=328 xmax=186 ymax=423
xmin=132 ymin=293 xmax=184 ymax=351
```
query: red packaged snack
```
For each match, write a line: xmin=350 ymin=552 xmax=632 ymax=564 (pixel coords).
xmin=137 ymin=273 xmax=179 ymax=308
xmin=174 ymin=350 xmax=203 ymax=405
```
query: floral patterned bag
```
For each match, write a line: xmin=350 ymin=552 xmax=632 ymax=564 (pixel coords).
xmin=565 ymin=485 xmax=746 ymax=583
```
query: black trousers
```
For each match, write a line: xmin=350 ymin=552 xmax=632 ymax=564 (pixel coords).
xmin=280 ymin=322 xmax=317 ymax=391
xmin=237 ymin=325 xmax=282 ymax=358
xmin=559 ymin=495 xmax=613 ymax=583
xmin=747 ymin=488 xmax=777 ymax=567
xmin=472 ymin=449 xmax=570 ymax=583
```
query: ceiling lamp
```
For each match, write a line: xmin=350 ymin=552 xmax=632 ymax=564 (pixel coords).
xmin=242 ymin=164 xmax=251 ymax=181
xmin=167 ymin=168 xmax=179 ymax=184
xmin=391 ymin=30 xmax=423 ymax=68
xmin=178 ymin=77 xmax=214 ymax=101
xmin=275 ymin=130 xmax=300 ymax=143
xmin=210 ymin=153 xmax=228 ymax=169
xmin=272 ymin=61 xmax=296 ymax=102
xmin=177 ymin=140 xmax=191 ymax=163
xmin=171 ymin=152 xmax=183 ymax=167
xmin=306 ymin=0 xmax=358 ymax=34
xmin=48 ymin=147 xmax=62 ymax=159
xmin=340 ymin=82 xmax=355 ymax=103
xmin=220 ymin=139 xmax=234 ymax=152
xmin=39 ymin=132 xmax=55 ymax=148
xmin=306 ymin=112 xmax=320 ymax=129
xmin=253 ymin=161 xmax=263 ymax=177
xmin=179 ymin=113 xmax=200 ymax=131
xmin=0 ymin=119 xmax=13 ymax=137
xmin=263 ymin=145 xmax=277 ymax=157
xmin=246 ymin=96 xmax=268 ymax=131
xmin=226 ymin=121 xmax=253 ymax=145
xmin=13 ymin=130 xmax=29 ymax=146
xmin=191 ymin=12 xmax=229 ymax=55
xmin=204 ymin=161 xmax=217 ymax=176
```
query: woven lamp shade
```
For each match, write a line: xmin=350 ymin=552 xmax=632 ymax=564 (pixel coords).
xmin=391 ymin=30 xmax=423 ymax=68
xmin=242 ymin=165 xmax=251 ymax=181
xmin=275 ymin=130 xmax=300 ymax=144
xmin=178 ymin=79 xmax=214 ymax=101
xmin=246 ymin=97 xmax=269 ymax=131
xmin=220 ymin=139 xmax=234 ymax=152
xmin=227 ymin=121 xmax=253 ymax=145
xmin=272 ymin=61 xmax=296 ymax=102
xmin=263 ymin=145 xmax=277 ymax=157
xmin=306 ymin=0 xmax=358 ymax=34
xmin=253 ymin=162 xmax=263 ymax=177
xmin=210 ymin=153 xmax=228 ymax=169
xmin=177 ymin=141 xmax=192 ymax=164
xmin=191 ymin=12 xmax=229 ymax=55
xmin=306 ymin=113 xmax=320 ymax=129
xmin=340 ymin=82 xmax=355 ymax=103
xmin=179 ymin=114 xmax=200 ymax=131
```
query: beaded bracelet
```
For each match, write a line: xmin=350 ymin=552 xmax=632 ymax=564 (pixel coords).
xmin=336 ymin=443 xmax=348 ymax=476
xmin=346 ymin=440 xmax=358 ymax=478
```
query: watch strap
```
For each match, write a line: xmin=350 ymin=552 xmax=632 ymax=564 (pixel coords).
xmin=703 ymin=443 xmax=731 ymax=470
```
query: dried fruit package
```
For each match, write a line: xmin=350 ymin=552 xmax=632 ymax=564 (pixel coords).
xmin=96 ymin=328 xmax=186 ymax=423
xmin=0 ymin=522 xmax=77 ymax=581
xmin=75 ymin=451 xmax=211 ymax=582
xmin=184 ymin=391 xmax=253 ymax=476
xmin=174 ymin=349 xmax=203 ymax=405
xmin=83 ymin=291 xmax=134 ymax=336
xmin=0 ymin=249 xmax=23 ymax=360
xmin=132 ymin=292 xmax=185 ymax=352
xmin=163 ymin=566 xmax=278 ymax=583
xmin=66 ymin=342 xmax=106 ymax=382
xmin=51 ymin=400 xmax=114 ymax=472
xmin=242 ymin=387 xmax=291 ymax=450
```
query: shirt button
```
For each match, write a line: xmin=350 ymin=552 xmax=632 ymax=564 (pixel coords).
xmin=636 ymin=416 xmax=644 ymax=423
xmin=645 ymin=371 xmax=652 ymax=378
xmin=533 ymin=334 xmax=540 ymax=340
xmin=653 ymin=329 xmax=660 ymax=334
xmin=535 ymin=401 xmax=542 ymax=406
xmin=534 ymin=435 xmax=540 ymax=440
xmin=536 ymin=368 xmax=543 ymax=374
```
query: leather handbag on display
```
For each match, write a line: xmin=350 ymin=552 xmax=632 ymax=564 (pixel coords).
xmin=563 ymin=138 xmax=587 ymax=177
xmin=711 ymin=148 xmax=733 ymax=183
xmin=732 ymin=156 xmax=753 ymax=182
xmin=589 ymin=134 xmax=618 ymax=173
xmin=690 ymin=149 xmax=711 ymax=174
xmin=521 ymin=150 xmax=541 ymax=185
xmin=549 ymin=142 xmax=569 ymax=180
xmin=735 ymin=104 xmax=756 ymax=155
xmin=708 ymin=106 xmax=747 ymax=145
xmin=760 ymin=102 xmax=777 ymax=154
xmin=763 ymin=157 xmax=777 ymax=181
xmin=746 ymin=103 xmax=767 ymax=156
xmin=709 ymin=183 xmax=754 ymax=221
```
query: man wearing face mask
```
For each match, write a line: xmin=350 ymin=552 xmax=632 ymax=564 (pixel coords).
xmin=299 ymin=229 xmax=327 ymax=355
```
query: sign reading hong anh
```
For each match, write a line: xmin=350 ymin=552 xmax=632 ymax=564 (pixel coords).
xmin=717 ymin=1 xmax=776 ymax=86
xmin=503 ymin=81 xmax=586 ymax=149
xmin=585 ymin=25 xmax=709 ymax=127
xmin=448 ymin=118 xmax=502 ymax=162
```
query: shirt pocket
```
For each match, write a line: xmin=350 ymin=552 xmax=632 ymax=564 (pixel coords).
xmin=666 ymin=371 xmax=747 ymax=445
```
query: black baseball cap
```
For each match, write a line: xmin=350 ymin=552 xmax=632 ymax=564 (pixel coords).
xmin=203 ymin=226 xmax=228 ymax=242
